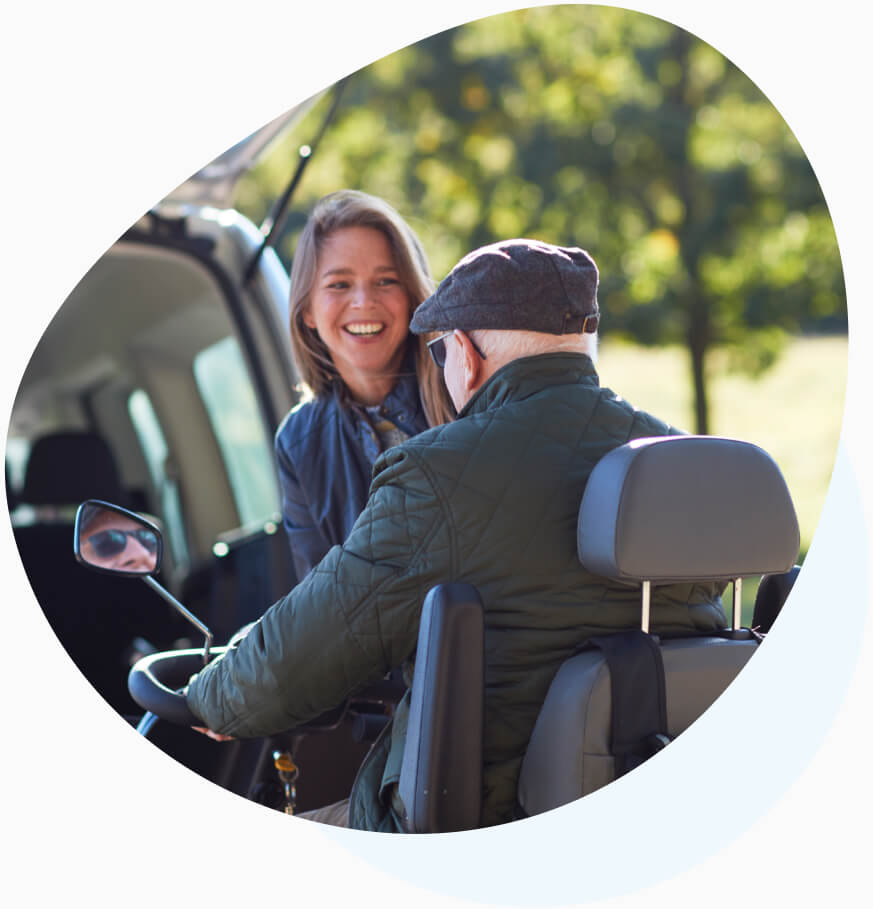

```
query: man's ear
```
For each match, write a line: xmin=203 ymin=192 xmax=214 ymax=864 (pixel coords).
xmin=457 ymin=331 xmax=484 ymax=393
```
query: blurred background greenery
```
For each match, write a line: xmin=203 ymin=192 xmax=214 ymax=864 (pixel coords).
xmin=233 ymin=4 xmax=847 ymax=609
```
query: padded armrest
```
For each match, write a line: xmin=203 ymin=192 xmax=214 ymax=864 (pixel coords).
xmin=398 ymin=583 xmax=484 ymax=833
xmin=578 ymin=436 xmax=800 ymax=583
xmin=753 ymin=565 xmax=801 ymax=632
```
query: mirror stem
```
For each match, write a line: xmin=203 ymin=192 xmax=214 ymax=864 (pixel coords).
xmin=142 ymin=575 xmax=214 ymax=664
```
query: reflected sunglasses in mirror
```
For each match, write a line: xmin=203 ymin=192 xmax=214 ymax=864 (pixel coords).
xmin=426 ymin=330 xmax=487 ymax=369
xmin=87 ymin=528 xmax=158 ymax=559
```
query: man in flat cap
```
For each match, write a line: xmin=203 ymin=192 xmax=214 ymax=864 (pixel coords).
xmin=186 ymin=239 xmax=727 ymax=831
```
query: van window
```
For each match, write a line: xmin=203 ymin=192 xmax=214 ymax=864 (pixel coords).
xmin=128 ymin=389 xmax=189 ymax=569
xmin=192 ymin=336 xmax=280 ymax=526
xmin=5 ymin=437 xmax=29 ymax=501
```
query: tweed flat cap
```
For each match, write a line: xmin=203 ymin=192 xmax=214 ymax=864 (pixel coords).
xmin=410 ymin=238 xmax=600 ymax=335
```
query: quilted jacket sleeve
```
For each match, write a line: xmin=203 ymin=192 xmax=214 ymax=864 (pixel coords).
xmin=186 ymin=445 xmax=452 ymax=737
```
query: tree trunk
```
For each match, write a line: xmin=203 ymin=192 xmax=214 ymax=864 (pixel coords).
xmin=689 ymin=334 xmax=709 ymax=435
xmin=672 ymin=29 xmax=710 ymax=435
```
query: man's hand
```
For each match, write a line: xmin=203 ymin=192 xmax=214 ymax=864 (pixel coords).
xmin=192 ymin=726 xmax=235 ymax=742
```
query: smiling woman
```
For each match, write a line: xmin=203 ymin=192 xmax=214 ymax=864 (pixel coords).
xmin=303 ymin=225 xmax=412 ymax=404
xmin=274 ymin=190 xmax=454 ymax=583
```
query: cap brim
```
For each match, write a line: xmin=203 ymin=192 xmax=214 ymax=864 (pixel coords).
xmin=409 ymin=295 xmax=446 ymax=334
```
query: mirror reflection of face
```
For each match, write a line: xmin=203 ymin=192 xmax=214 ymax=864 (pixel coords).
xmin=80 ymin=509 xmax=158 ymax=573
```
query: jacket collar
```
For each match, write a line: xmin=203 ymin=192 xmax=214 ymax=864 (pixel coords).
xmin=382 ymin=364 xmax=422 ymax=418
xmin=458 ymin=353 xmax=600 ymax=418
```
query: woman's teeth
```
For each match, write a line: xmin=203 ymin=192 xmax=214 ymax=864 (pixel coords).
xmin=345 ymin=323 xmax=385 ymax=336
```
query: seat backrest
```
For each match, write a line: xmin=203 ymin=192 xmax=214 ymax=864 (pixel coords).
xmin=518 ymin=435 xmax=800 ymax=818
xmin=20 ymin=430 xmax=128 ymax=508
xmin=518 ymin=635 xmax=756 ymax=815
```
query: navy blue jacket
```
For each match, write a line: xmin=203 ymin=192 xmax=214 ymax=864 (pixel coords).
xmin=274 ymin=372 xmax=428 ymax=584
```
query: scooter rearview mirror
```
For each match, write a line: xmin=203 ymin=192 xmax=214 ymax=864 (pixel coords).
xmin=74 ymin=500 xmax=214 ymax=663
xmin=74 ymin=500 xmax=162 ymax=577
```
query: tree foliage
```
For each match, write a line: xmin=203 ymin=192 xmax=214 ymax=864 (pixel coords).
xmin=237 ymin=5 xmax=846 ymax=433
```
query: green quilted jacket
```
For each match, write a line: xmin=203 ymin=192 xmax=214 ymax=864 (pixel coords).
xmin=186 ymin=353 xmax=727 ymax=830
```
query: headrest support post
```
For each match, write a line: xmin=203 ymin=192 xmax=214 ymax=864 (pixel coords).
xmin=732 ymin=577 xmax=743 ymax=631
xmin=641 ymin=580 xmax=651 ymax=633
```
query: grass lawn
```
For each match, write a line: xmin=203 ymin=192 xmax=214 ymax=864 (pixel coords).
xmin=596 ymin=333 xmax=848 ymax=624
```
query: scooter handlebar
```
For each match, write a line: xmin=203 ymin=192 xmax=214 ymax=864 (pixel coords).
xmin=128 ymin=646 xmax=228 ymax=727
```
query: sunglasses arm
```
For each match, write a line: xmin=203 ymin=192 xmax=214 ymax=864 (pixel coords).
xmin=142 ymin=575 xmax=215 ymax=664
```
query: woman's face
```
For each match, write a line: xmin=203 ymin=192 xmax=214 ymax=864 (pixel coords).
xmin=304 ymin=226 xmax=411 ymax=405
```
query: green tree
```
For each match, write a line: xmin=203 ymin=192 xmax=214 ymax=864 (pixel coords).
xmin=238 ymin=5 xmax=845 ymax=433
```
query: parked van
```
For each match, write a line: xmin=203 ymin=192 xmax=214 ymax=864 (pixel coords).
xmin=5 ymin=99 xmax=386 ymax=811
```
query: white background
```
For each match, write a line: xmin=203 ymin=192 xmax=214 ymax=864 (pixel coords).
xmin=2 ymin=1 xmax=870 ymax=906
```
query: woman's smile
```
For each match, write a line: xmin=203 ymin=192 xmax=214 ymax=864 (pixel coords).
xmin=344 ymin=321 xmax=387 ymax=337
xmin=304 ymin=226 xmax=411 ymax=404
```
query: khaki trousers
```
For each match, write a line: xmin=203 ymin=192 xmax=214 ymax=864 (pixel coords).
xmin=297 ymin=797 xmax=350 ymax=827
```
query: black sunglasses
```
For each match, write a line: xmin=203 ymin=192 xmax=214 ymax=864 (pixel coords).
xmin=426 ymin=330 xmax=487 ymax=369
xmin=87 ymin=528 xmax=158 ymax=559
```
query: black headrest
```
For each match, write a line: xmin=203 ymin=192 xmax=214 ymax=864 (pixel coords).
xmin=577 ymin=436 xmax=800 ymax=584
xmin=21 ymin=432 xmax=125 ymax=507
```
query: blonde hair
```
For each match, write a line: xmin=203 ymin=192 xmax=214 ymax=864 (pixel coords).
xmin=288 ymin=190 xmax=453 ymax=426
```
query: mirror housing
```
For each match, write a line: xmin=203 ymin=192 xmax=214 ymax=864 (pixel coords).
xmin=74 ymin=500 xmax=163 ymax=577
